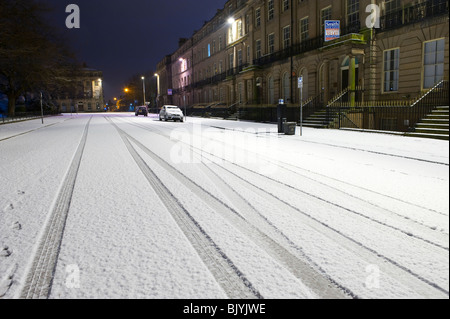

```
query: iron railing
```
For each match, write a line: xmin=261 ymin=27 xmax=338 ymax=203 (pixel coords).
xmin=0 ymin=111 xmax=61 ymax=124
xmin=325 ymin=80 xmax=449 ymax=132
xmin=186 ymin=80 xmax=448 ymax=135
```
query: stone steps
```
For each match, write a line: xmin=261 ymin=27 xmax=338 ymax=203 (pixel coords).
xmin=407 ymin=106 xmax=449 ymax=140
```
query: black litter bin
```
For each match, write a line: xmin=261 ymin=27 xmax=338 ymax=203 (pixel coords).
xmin=277 ymin=104 xmax=287 ymax=133
xmin=284 ymin=122 xmax=297 ymax=135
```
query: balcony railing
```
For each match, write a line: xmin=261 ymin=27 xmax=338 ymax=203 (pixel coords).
xmin=1 ymin=111 xmax=61 ymax=124
xmin=253 ymin=20 xmax=363 ymax=67
xmin=340 ymin=20 xmax=361 ymax=35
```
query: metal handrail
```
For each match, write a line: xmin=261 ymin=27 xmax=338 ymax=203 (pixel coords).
xmin=411 ymin=80 xmax=446 ymax=107
xmin=205 ymin=102 xmax=221 ymax=109
xmin=227 ymin=102 xmax=240 ymax=109
xmin=327 ymin=88 xmax=349 ymax=107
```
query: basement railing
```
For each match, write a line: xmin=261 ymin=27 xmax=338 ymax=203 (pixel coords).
xmin=324 ymin=80 xmax=449 ymax=132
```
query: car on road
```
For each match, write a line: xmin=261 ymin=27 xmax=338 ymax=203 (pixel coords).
xmin=159 ymin=105 xmax=184 ymax=122
xmin=135 ymin=106 xmax=148 ymax=117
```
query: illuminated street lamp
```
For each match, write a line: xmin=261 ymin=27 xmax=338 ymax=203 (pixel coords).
xmin=123 ymin=88 xmax=133 ymax=111
xmin=98 ymin=79 xmax=103 ymax=112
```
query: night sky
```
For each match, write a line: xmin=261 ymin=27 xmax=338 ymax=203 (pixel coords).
xmin=42 ymin=0 xmax=225 ymax=101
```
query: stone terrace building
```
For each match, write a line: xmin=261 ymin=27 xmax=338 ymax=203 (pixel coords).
xmin=156 ymin=0 xmax=449 ymax=112
xmin=55 ymin=68 xmax=104 ymax=113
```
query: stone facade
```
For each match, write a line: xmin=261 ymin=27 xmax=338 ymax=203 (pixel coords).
xmin=155 ymin=0 xmax=449 ymax=108
xmin=56 ymin=68 xmax=104 ymax=113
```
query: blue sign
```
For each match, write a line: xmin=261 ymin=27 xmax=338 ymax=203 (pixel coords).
xmin=325 ymin=20 xmax=340 ymax=42
xmin=298 ymin=76 xmax=303 ymax=89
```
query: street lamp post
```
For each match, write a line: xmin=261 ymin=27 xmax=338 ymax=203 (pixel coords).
xmin=178 ymin=58 xmax=188 ymax=122
xmin=98 ymin=78 xmax=103 ymax=112
xmin=141 ymin=76 xmax=146 ymax=107
xmin=154 ymin=73 xmax=160 ymax=109
xmin=228 ymin=17 xmax=239 ymax=108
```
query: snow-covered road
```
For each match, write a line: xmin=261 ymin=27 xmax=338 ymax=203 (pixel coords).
xmin=0 ymin=113 xmax=448 ymax=299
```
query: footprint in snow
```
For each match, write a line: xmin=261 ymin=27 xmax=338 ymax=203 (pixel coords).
xmin=0 ymin=204 xmax=14 ymax=214
xmin=0 ymin=264 xmax=17 ymax=298
xmin=0 ymin=277 xmax=13 ymax=298
xmin=0 ymin=246 xmax=12 ymax=258
xmin=12 ymin=222 xmax=22 ymax=231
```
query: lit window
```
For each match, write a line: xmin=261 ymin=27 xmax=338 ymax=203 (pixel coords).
xmin=228 ymin=19 xmax=243 ymax=44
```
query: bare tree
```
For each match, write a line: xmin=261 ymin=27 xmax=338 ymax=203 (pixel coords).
xmin=123 ymin=71 xmax=157 ymax=108
xmin=0 ymin=0 xmax=78 ymax=116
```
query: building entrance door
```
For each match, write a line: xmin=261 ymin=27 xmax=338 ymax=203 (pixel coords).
xmin=341 ymin=57 xmax=359 ymax=102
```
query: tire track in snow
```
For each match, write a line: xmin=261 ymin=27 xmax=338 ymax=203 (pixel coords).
xmin=19 ymin=117 xmax=91 ymax=299
xmin=122 ymin=119 xmax=448 ymax=250
xmin=152 ymin=120 xmax=449 ymax=241
xmin=112 ymin=118 xmax=355 ymax=299
xmin=200 ymin=155 xmax=450 ymax=297
xmin=196 ymin=159 xmax=355 ymax=299
xmin=195 ymin=123 xmax=448 ymax=219
xmin=273 ymin=160 xmax=448 ymax=218
xmin=204 ymin=124 xmax=449 ymax=166
xmin=120 ymin=119 xmax=449 ymax=298
xmin=108 ymin=118 xmax=262 ymax=299
xmin=208 ymin=152 xmax=449 ymax=251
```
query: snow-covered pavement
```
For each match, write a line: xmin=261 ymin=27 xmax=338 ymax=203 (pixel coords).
xmin=0 ymin=113 xmax=448 ymax=299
